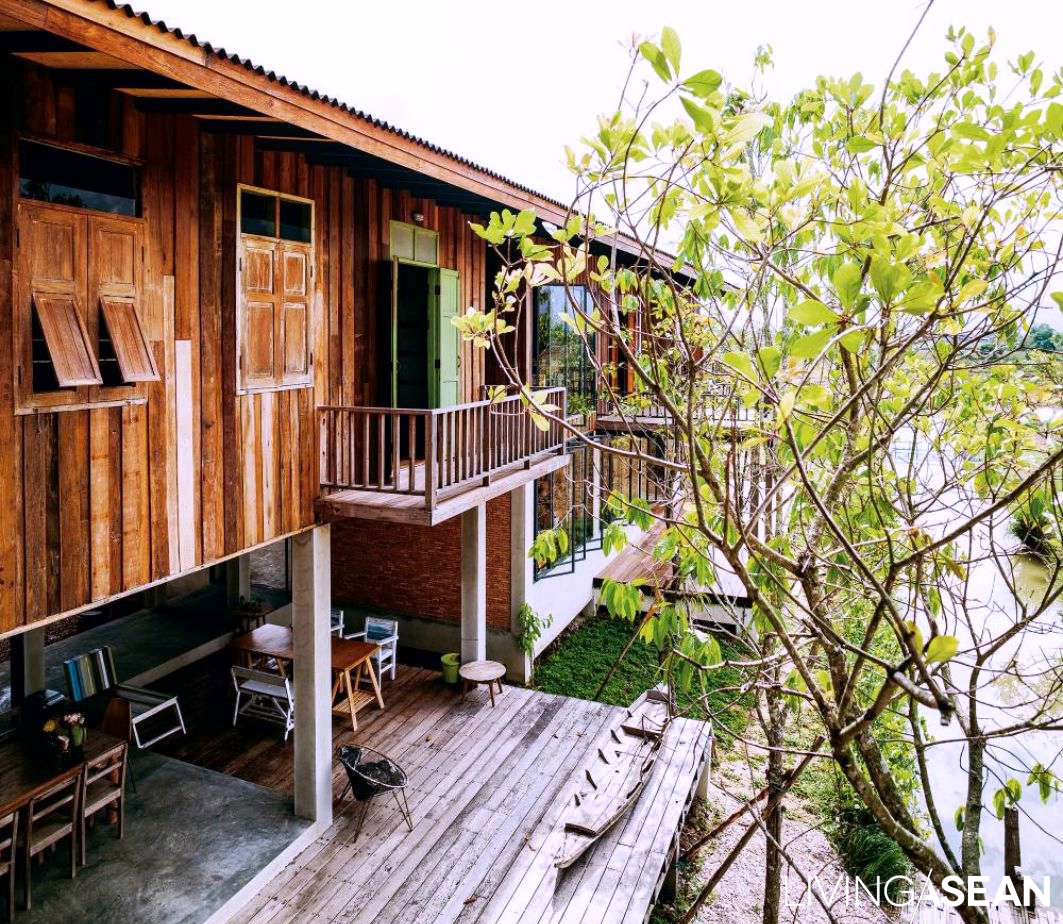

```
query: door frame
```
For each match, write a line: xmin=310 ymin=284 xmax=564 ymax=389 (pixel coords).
xmin=389 ymin=256 xmax=436 ymax=408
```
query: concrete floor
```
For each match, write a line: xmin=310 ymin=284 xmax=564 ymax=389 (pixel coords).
xmin=14 ymin=750 xmax=310 ymax=924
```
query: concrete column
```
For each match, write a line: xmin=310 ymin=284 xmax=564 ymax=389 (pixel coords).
xmin=506 ymin=485 xmax=534 ymax=683
xmin=461 ymin=502 xmax=487 ymax=663
xmin=226 ymin=553 xmax=252 ymax=608
xmin=291 ymin=525 xmax=333 ymax=825
xmin=10 ymin=627 xmax=45 ymax=706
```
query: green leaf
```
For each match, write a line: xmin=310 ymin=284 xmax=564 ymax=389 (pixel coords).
xmin=788 ymin=299 xmax=838 ymax=326
xmin=683 ymin=69 xmax=722 ymax=97
xmin=832 ymin=262 xmax=863 ymax=308
xmin=757 ymin=346 xmax=781 ymax=378
xmin=1051 ymin=292 xmax=1063 ymax=311
xmin=721 ymin=111 xmax=771 ymax=146
xmin=993 ymin=788 xmax=1007 ymax=820
xmin=681 ymin=97 xmax=715 ymax=133
xmin=660 ymin=26 xmax=681 ymax=73
xmin=954 ymin=806 xmax=966 ymax=832
xmin=639 ymin=41 xmax=671 ymax=81
xmin=722 ymin=351 xmax=757 ymax=382
xmin=776 ymin=390 xmax=796 ymax=425
xmin=839 ymin=329 xmax=865 ymax=352
xmin=790 ymin=329 xmax=832 ymax=359
xmin=846 ymin=136 xmax=878 ymax=154
xmin=925 ymin=635 xmax=959 ymax=664
xmin=957 ymin=278 xmax=988 ymax=303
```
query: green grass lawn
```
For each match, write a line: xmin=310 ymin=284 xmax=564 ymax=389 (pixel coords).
xmin=533 ymin=613 xmax=749 ymax=746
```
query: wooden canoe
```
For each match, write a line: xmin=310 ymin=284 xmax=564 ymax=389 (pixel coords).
xmin=553 ymin=687 xmax=669 ymax=869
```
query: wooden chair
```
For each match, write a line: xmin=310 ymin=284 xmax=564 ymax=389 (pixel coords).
xmin=231 ymin=666 xmax=295 ymax=741
xmin=62 ymin=646 xmax=186 ymax=749
xmin=22 ymin=773 xmax=79 ymax=910
xmin=0 ymin=811 xmax=17 ymax=922
xmin=79 ymin=742 xmax=128 ymax=867
xmin=346 ymin=616 xmax=399 ymax=682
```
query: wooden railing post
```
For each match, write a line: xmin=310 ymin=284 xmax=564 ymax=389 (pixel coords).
xmin=426 ymin=412 xmax=436 ymax=510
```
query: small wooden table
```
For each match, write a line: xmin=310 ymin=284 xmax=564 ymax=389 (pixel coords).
xmin=459 ymin=660 xmax=506 ymax=707
xmin=230 ymin=624 xmax=385 ymax=731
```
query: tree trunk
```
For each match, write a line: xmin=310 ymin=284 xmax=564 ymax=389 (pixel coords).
xmin=762 ymin=682 xmax=785 ymax=924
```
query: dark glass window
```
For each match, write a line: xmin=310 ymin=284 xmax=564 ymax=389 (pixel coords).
xmin=97 ymin=308 xmax=127 ymax=388
xmin=30 ymin=308 xmax=62 ymax=393
xmin=534 ymin=441 xmax=599 ymax=579
xmin=19 ymin=140 xmax=140 ymax=216
xmin=532 ymin=285 xmax=596 ymax=418
xmin=240 ymin=190 xmax=276 ymax=237
xmin=279 ymin=198 xmax=312 ymax=243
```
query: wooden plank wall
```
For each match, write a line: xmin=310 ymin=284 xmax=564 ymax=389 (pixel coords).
xmin=0 ymin=60 xmax=487 ymax=635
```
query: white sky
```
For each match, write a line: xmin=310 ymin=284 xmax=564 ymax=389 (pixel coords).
xmin=133 ymin=0 xmax=1062 ymax=202
xmin=135 ymin=0 xmax=1063 ymax=327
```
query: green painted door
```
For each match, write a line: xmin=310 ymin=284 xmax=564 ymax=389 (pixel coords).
xmin=431 ymin=267 xmax=460 ymax=407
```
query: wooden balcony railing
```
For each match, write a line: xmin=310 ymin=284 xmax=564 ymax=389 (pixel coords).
xmin=318 ymin=387 xmax=567 ymax=509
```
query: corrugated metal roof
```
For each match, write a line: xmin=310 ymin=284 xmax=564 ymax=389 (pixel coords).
xmin=87 ymin=0 xmax=568 ymax=211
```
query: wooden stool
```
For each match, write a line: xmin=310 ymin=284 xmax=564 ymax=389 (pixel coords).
xmin=459 ymin=660 xmax=506 ymax=707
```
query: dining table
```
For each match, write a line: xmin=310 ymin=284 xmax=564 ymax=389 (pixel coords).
xmin=0 ymin=730 xmax=127 ymax=820
xmin=229 ymin=624 xmax=385 ymax=731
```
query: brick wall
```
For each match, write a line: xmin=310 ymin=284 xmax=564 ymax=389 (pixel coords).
xmin=331 ymin=495 xmax=512 ymax=631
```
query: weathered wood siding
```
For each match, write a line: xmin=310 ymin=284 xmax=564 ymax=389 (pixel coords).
xmin=0 ymin=61 xmax=487 ymax=634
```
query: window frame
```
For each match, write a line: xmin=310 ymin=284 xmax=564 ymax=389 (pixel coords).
xmin=14 ymin=199 xmax=149 ymax=414
xmin=531 ymin=283 xmax=597 ymax=419
xmin=235 ymin=184 xmax=316 ymax=395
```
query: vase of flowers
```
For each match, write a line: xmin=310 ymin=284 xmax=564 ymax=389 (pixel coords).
xmin=41 ymin=712 xmax=87 ymax=767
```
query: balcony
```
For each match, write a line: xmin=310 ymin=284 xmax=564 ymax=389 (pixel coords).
xmin=316 ymin=388 xmax=569 ymax=525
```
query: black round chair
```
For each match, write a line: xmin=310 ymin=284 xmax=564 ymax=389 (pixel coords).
xmin=338 ymin=745 xmax=413 ymax=840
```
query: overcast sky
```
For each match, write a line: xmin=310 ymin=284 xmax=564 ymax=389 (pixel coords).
xmin=134 ymin=0 xmax=1062 ymax=202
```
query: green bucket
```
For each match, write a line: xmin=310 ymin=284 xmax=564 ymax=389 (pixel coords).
xmin=441 ymin=652 xmax=461 ymax=684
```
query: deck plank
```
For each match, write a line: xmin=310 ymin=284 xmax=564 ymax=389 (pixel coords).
xmin=161 ymin=661 xmax=710 ymax=924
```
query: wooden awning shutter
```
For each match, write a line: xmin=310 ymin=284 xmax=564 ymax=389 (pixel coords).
xmin=33 ymin=293 xmax=102 ymax=387
xmin=99 ymin=297 xmax=159 ymax=383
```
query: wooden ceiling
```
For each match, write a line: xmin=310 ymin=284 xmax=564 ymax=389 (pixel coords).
xmin=0 ymin=21 xmax=502 ymax=214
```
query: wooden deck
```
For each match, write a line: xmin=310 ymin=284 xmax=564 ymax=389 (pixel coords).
xmin=316 ymin=453 xmax=569 ymax=525
xmin=593 ymin=525 xmax=751 ymax=614
xmin=158 ymin=661 xmax=710 ymax=924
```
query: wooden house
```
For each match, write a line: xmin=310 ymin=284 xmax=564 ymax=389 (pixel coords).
xmin=0 ymin=0 xmax=688 ymax=824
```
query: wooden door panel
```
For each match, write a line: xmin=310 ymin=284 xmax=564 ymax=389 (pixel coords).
xmin=281 ymin=249 xmax=308 ymax=296
xmin=244 ymin=244 xmax=275 ymax=294
xmin=92 ymin=228 xmax=136 ymax=288
xmin=245 ymin=301 xmax=276 ymax=382
xmin=29 ymin=215 xmax=78 ymax=288
xmin=282 ymin=303 xmax=308 ymax=376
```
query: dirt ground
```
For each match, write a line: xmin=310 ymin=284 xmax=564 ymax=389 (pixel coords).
xmin=660 ymin=755 xmax=892 ymax=924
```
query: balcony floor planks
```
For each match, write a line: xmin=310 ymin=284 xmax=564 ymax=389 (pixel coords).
xmin=315 ymin=453 xmax=569 ymax=525
xmin=183 ymin=663 xmax=712 ymax=924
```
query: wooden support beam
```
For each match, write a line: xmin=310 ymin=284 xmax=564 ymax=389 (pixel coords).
xmin=0 ymin=30 xmax=84 ymax=52
xmin=51 ymin=68 xmax=190 ymax=91
xmin=132 ymin=97 xmax=262 ymax=116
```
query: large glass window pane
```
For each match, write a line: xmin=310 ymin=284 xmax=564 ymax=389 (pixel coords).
xmin=532 ymin=284 xmax=595 ymax=416
xmin=19 ymin=140 xmax=139 ymax=216
xmin=240 ymin=190 xmax=277 ymax=237
xmin=279 ymin=198 xmax=312 ymax=243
